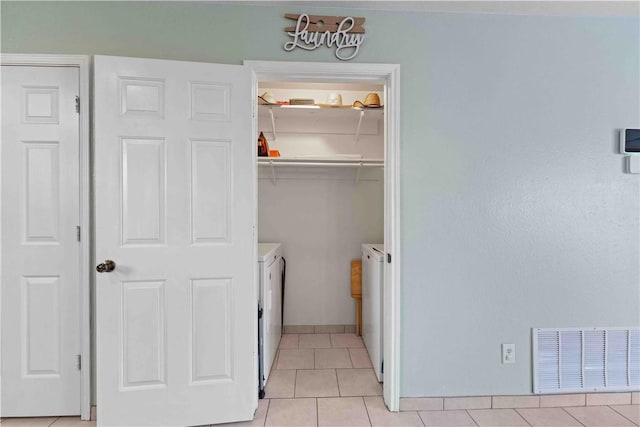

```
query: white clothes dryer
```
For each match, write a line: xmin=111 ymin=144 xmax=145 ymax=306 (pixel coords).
xmin=362 ymin=243 xmax=384 ymax=382
xmin=258 ymin=243 xmax=282 ymax=392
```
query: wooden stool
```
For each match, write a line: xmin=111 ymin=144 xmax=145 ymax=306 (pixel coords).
xmin=351 ymin=259 xmax=362 ymax=336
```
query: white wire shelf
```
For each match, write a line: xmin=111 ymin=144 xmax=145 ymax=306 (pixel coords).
xmin=257 ymin=157 xmax=383 ymax=167
xmin=258 ymin=104 xmax=383 ymax=142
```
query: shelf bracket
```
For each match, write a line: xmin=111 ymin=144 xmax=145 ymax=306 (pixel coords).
xmin=269 ymin=160 xmax=276 ymax=185
xmin=354 ymin=110 xmax=365 ymax=143
xmin=269 ymin=108 xmax=277 ymax=141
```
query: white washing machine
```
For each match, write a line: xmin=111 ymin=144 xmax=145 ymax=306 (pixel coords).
xmin=258 ymin=243 xmax=282 ymax=389
xmin=362 ymin=243 xmax=384 ymax=382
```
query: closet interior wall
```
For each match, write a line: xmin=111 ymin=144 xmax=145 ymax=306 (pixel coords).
xmin=257 ymin=82 xmax=384 ymax=327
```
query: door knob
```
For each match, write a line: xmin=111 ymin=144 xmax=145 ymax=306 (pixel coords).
xmin=96 ymin=260 xmax=116 ymax=273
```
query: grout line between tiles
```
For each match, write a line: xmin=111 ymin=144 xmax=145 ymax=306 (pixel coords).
xmin=315 ymin=397 xmax=319 ymax=427
xmin=363 ymin=396 xmax=372 ymax=425
xmin=515 ymin=408 xmax=536 ymax=427
xmin=514 ymin=408 xmax=522 ymax=419
xmin=364 ymin=396 xmax=374 ymax=427
xmin=465 ymin=409 xmax=479 ymax=426
xmin=412 ymin=408 xmax=426 ymax=427
xmin=561 ymin=407 xmax=586 ymax=426
xmin=520 ymin=409 xmax=533 ymax=427
xmin=608 ymin=404 xmax=639 ymax=425
xmin=262 ymin=397 xmax=271 ymax=427
xmin=48 ymin=418 xmax=60 ymax=426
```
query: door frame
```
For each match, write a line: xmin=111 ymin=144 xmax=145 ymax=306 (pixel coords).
xmin=0 ymin=54 xmax=91 ymax=421
xmin=245 ymin=60 xmax=401 ymax=411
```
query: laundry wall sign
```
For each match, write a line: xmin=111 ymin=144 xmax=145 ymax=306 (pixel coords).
xmin=284 ymin=13 xmax=366 ymax=61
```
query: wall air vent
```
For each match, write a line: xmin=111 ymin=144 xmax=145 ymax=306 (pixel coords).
xmin=533 ymin=327 xmax=640 ymax=394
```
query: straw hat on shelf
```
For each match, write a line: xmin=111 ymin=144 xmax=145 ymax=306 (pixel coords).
xmin=353 ymin=92 xmax=382 ymax=108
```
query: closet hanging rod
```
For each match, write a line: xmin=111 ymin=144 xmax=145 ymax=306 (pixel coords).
xmin=258 ymin=160 xmax=383 ymax=167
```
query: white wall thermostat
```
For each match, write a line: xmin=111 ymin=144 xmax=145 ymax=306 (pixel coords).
xmin=620 ymin=128 xmax=640 ymax=155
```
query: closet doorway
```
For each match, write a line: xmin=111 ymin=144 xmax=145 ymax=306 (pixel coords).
xmin=247 ymin=61 xmax=401 ymax=411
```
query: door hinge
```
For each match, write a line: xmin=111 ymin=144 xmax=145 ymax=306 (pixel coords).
xmin=75 ymin=96 xmax=80 ymax=113
xmin=387 ymin=253 xmax=391 ymax=263
xmin=76 ymin=354 xmax=82 ymax=370
xmin=381 ymin=360 xmax=384 ymax=374
xmin=76 ymin=225 xmax=81 ymax=242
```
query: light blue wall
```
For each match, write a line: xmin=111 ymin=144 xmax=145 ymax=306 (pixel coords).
xmin=3 ymin=2 xmax=638 ymax=398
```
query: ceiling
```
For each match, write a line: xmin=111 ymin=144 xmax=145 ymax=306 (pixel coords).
xmin=213 ymin=1 xmax=640 ymax=17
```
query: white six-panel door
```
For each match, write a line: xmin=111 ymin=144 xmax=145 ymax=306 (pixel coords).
xmin=94 ymin=56 xmax=255 ymax=427
xmin=1 ymin=65 xmax=81 ymax=416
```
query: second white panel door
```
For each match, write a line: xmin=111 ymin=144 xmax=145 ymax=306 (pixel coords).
xmin=94 ymin=55 xmax=255 ymax=427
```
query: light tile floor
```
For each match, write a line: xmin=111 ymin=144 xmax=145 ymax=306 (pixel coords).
xmin=223 ymin=333 xmax=640 ymax=427
xmin=266 ymin=333 xmax=382 ymax=401
xmin=2 ymin=334 xmax=639 ymax=426
xmin=0 ymin=418 xmax=95 ymax=426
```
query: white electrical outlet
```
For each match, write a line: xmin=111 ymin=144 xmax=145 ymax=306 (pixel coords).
xmin=502 ymin=343 xmax=515 ymax=364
